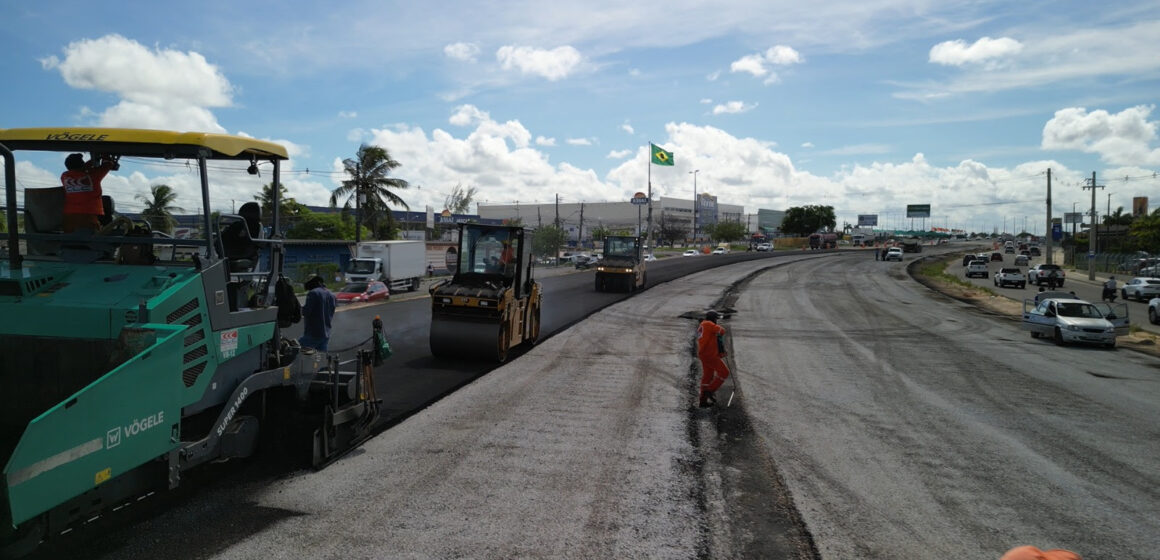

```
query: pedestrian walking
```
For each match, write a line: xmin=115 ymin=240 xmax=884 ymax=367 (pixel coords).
xmin=299 ymin=275 xmax=337 ymax=352
xmin=696 ymin=310 xmax=730 ymax=407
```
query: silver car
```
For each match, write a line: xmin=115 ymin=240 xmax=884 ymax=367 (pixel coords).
xmin=1121 ymin=277 xmax=1160 ymax=301
xmin=1021 ymin=297 xmax=1126 ymax=348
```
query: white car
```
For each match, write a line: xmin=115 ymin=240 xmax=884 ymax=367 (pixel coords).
xmin=1150 ymin=297 xmax=1160 ymax=324
xmin=711 ymin=247 xmax=726 ymax=255
xmin=1120 ymin=277 xmax=1160 ymax=301
xmin=643 ymin=254 xmax=657 ymax=262
xmin=884 ymin=247 xmax=903 ymax=261
xmin=682 ymin=249 xmax=698 ymax=257
xmin=756 ymin=242 xmax=772 ymax=252
xmin=1021 ymin=297 xmax=1127 ymax=348
xmin=965 ymin=260 xmax=988 ymax=277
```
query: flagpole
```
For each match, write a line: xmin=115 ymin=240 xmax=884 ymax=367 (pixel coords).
xmin=646 ymin=142 xmax=653 ymax=250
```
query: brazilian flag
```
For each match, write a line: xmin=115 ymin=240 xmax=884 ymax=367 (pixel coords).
xmin=650 ymin=143 xmax=674 ymax=166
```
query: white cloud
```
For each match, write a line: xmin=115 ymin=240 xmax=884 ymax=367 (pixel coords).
xmin=443 ymin=42 xmax=481 ymax=62
xmin=899 ymin=21 xmax=1160 ymax=98
xmin=535 ymin=136 xmax=556 ymax=146
xmin=822 ymin=143 xmax=891 ymax=156
xmin=496 ymin=45 xmax=583 ymax=81
xmin=712 ymin=101 xmax=757 ymax=115
xmin=338 ymin=110 xmax=357 ymax=119
xmin=628 ymin=68 xmax=641 ymax=77
xmin=42 ymin=34 xmax=232 ymax=132
xmin=729 ymin=45 xmax=802 ymax=84
xmin=1042 ymin=105 xmax=1160 ymax=166
xmin=607 ymin=149 xmax=632 ymax=159
xmin=929 ymin=36 xmax=1023 ymax=66
xmin=700 ymin=98 xmax=712 ymax=105
xmin=449 ymin=104 xmax=489 ymax=127
xmin=621 ymin=124 xmax=634 ymax=134
xmin=566 ymin=138 xmax=593 ymax=146
xmin=801 ymin=142 xmax=814 ymax=148
xmin=706 ymin=71 xmax=721 ymax=81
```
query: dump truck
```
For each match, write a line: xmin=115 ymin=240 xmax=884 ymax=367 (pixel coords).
xmin=429 ymin=223 xmax=541 ymax=363
xmin=902 ymin=237 xmax=923 ymax=253
xmin=595 ymin=235 xmax=646 ymax=292
xmin=345 ymin=240 xmax=425 ymax=291
xmin=0 ymin=128 xmax=383 ymax=554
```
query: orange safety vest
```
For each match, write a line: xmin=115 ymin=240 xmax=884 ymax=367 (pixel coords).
xmin=61 ymin=166 xmax=110 ymax=215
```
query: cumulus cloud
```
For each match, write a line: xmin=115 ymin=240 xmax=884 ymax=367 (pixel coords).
xmin=1042 ymin=105 xmax=1160 ymax=166
xmin=535 ymin=136 xmax=556 ymax=146
xmin=496 ymin=45 xmax=583 ymax=81
xmin=338 ymin=110 xmax=357 ymax=119
xmin=929 ymin=36 xmax=1023 ymax=66
xmin=801 ymin=142 xmax=814 ymax=148
xmin=712 ymin=101 xmax=757 ymax=115
xmin=566 ymin=138 xmax=593 ymax=146
xmin=729 ymin=45 xmax=802 ymax=84
xmin=607 ymin=149 xmax=632 ymax=159
xmin=444 ymin=42 xmax=481 ymax=62
xmin=41 ymin=34 xmax=232 ymax=132
xmin=700 ymin=98 xmax=713 ymax=105
xmin=621 ymin=124 xmax=634 ymax=134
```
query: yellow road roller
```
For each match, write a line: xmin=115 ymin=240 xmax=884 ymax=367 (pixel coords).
xmin=429 ymin=223 xmax=541 ymax=362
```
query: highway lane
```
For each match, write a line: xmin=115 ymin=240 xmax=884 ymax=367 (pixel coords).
xmin=730 ymin=247 xmax=1160 ymax=558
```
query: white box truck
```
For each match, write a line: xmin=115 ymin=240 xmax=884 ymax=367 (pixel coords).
xmin=345 ymin=240 xmax=426 ymax=291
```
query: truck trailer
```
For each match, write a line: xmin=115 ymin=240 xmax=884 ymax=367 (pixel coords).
xmin=345 ymin=240 xmax=425 ymax=291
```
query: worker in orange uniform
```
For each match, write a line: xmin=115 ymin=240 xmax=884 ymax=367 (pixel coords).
xmin=61 ymin=152 xmax=119 ymax=233
xmin=697 ymin=310 xmax=729 ymax=407
xmin=1000 ymin=545 xmax=1081 ymax=560
xmin=499 ymin=239 xmax=516 ymax=276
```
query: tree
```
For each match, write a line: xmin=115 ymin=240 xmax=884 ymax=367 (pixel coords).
xmin=330 ymin=144 xmax=410 ymax=242
xmin=286 ymin=208 xmax=366 ymax=240
xmin=709 ymin=221 xmax=747 ymax=242
xmin=1103 ymin=206 xmax=1134 ymax=227
xmin=137 ymin=184 xmax=185 ymax=234
xmin=532 ymin=225 xmax=568 ymax=260
xmin=656 ymin=212 xmax=689 ymax=247
xmin=444 ymin=183 xmax=477 ymax=214
xmin=589 ymin=225 xmax=611 ymax=242
xmin=780 ymin=205 xmax=836 ymax=236
xmin=1128 ymin=209 xmax=1160 ymax=253
xmin=255 ymin=182 xmax=303 ymax=220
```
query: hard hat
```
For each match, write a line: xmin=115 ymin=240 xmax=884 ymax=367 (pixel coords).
xmin=705 ymin=310 xmax=719 ymax=322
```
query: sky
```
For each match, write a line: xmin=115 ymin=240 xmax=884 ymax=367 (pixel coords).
xmin=2 ymin=0 xmax=1160 ymax=235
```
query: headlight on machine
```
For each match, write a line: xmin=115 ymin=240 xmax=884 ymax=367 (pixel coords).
xmin=596 ymin=266 xmax=606 ymax=272
xmin=1105 ymin=326 xmax=1116 ymax=333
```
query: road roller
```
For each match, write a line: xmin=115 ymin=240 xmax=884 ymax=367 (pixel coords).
xmin=0 ymin=128 xmax=381 ymax=556
xmin=594 ymin=235 xmax=646 ymax=292
xmin=429 ymin=223 xmax=542 ymax=362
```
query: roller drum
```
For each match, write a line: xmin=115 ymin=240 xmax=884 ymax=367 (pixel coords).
xmin=430 ymin=315 xmax=508 ymax=362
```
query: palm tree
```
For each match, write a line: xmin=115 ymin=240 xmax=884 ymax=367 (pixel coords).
xmin=137 ymin=184 xmax=185 ymax=234
xmin=330 ymin=144 xmax=410 ymax=242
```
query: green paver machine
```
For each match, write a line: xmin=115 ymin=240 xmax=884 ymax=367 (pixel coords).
xmin=0 ymin=128 xmax=380 ymax=554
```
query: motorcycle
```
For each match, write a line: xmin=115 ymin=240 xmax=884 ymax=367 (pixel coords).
xmin=1102 ymin=287 xmax=1118 ymax=303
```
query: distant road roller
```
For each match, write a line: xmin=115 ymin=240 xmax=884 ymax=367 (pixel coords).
xmin=429 ymin=223 xmax=541 ymax=362
xmin=594 ymin=235 xmax=646 ymax=292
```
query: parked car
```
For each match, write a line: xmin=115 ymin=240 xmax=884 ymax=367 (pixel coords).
xmin=682 ymin=249 xmax=698 ymax=257
xmin=885 ymin=247 xmax=903 ymax=261
xmin=335 ymin=281 xmax=389 ymax=304
xmin=993 ymin=267 xmax=1026 ymax=288
xmin=1028 ymin=264 xmax=1065 ymax=287
xmin=1121 ymin=277 xmax=1160 ymax=301
xmin=965 ymin=260 xmax=988 ymax=278
xmin=990 ymin=252 xmax=1004 ymax=262
xmin=1021 ymin=297 xmax=1124 ymax=348
xmin=1014 ymin=254 xmax=1030 ymax=266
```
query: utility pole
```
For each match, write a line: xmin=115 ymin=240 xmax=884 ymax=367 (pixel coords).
xmin=554 ymin=194 xmax=560 ymax=228
xmin=1082 ymin=172 xmax=1104 ymax=281
xmin=1045 ymin=168 xmax=1053 ymax=265
xmin=579 ymin=202 xmax=585 ymax=248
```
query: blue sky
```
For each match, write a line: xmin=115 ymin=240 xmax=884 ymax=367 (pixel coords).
xmin=3 ymin=0 xmax=1159 ymax=234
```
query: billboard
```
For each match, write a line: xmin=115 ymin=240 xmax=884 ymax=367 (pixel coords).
xmin=906 ymin=204 xmax=931 ymax=218
xmin=1063 ymin=212 xmax=1084 ymax=225
xmin=857 ymin=214 xmax=878 ymax=227
xmin=1134 ymin=197 xmax=1149 ymax=217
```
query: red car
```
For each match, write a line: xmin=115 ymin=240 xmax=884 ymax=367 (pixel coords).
xmin=335 ymin=281 xmax=389 ymax=304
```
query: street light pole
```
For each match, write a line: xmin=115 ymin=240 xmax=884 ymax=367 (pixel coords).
xmin=689 ymin=169 xmax=699 ymax=241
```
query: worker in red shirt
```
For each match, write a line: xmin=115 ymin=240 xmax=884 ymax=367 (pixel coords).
xmin=61 ymin=152 xmax=119 ymax=233
xmin=697 ymin=310 xmax=729 ymax=407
